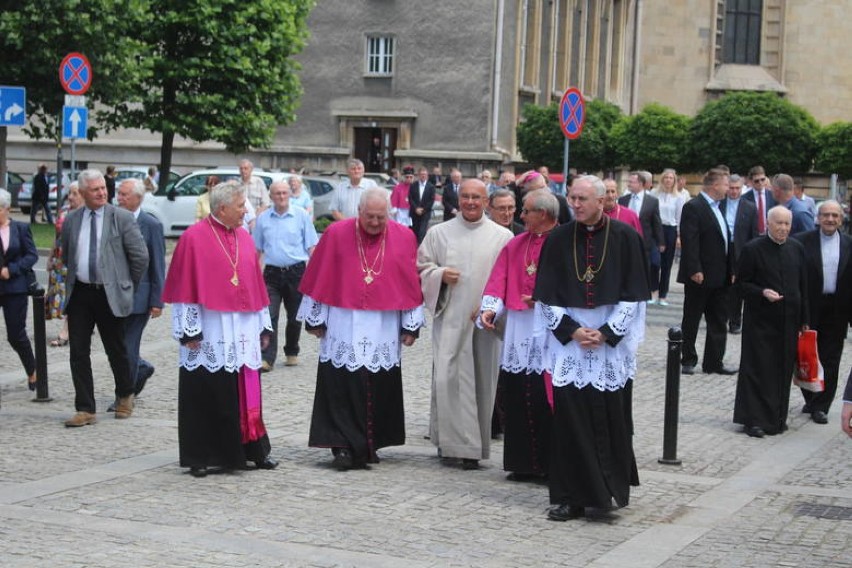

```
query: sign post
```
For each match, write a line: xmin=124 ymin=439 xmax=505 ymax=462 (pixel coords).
xmin=558 ymin=87 xmax=586 ymax=193
xmin=58 ymin=53 xmax=92 ymax=201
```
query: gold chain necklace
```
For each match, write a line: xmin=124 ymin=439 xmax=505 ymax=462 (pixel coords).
xmin=208 ymin=218 xmax=240 ymax=286
xmin=573 ymin=216 xmax=610 ymax=283
xmin=355 ymin=219 xmax=387 ymax=284
xmin=523 ymin=233 xmax=538 ymax=276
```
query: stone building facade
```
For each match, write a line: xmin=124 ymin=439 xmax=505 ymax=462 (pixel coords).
xmin=5 ymin=1 xmax=849 ymax=178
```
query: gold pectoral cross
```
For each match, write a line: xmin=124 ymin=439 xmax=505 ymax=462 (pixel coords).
xmin=526 ymin=263 xmax=537 ymax=276
xmin=230 ymin=271 xmax=239 ymax=286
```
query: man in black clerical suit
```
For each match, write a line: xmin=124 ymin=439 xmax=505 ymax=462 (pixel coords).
xmin=793 ymin=200 xmax=852 ymax=425
xmin=678 ymin=168 xmax=737 ymax=376
xmin=408 ymin=166 xmax=436 ymax=244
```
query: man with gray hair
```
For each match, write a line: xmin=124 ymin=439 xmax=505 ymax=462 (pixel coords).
xmin=113 ymin=178 xmax=165 ymax=403
xmin=771 ymin=173 xmax=814 ymax=235
xmin=487 ymin=189 xmax=523 ymax=235
xmin=331 ymin=158 xmax=378 ymax=220
xmin=162 ymin=180 xmax=277 ymax=477
xmin=298 ymin=187 xmax=424 ymax=470
xmin=61 ymin=169 xmax=149 ymax=427
xmin=239 ymin=159 xmax=270 ymax=215
xmin=535 ymin=174 xmax=649 ymax=520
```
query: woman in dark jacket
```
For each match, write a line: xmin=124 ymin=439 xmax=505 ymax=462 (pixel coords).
xmin=0 ymin=188 xmax=39 ymax=390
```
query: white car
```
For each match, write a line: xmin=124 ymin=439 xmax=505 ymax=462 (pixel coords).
xmin=142 ymin=168 xmax=292 ymax=237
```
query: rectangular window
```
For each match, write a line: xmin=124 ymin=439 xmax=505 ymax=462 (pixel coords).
xmin=366 ymin=36 xmax=394 ymax=76
xmin=723 ymin=0 xmax=762 ymax=65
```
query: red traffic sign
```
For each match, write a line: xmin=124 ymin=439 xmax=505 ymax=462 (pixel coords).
xmin=59 ymin=52 xmax=92 ymax=95
xmin=559 ymin=87 xmax=585 ymax=140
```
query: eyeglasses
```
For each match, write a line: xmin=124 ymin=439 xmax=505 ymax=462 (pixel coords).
xmin=521 ymin=208 xmax=539 ymax=215
xmin=492 ymin=206 xmax=515 ymax=213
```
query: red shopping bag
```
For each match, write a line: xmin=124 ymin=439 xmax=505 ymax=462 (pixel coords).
xmin=794 ymin=330 xmax=825 ymax=393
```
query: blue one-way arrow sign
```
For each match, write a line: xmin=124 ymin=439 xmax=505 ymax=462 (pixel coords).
xmin=63 ymin=106 xmax=88 ymax=139
xmin=0 ymin=85 xmax=26 ymax=126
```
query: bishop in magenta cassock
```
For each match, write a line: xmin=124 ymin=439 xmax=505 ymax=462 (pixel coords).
xmin=297 ymin=188 xmax=424 ymax=471
xmin=478 ymin=189 xmax=560 ymax=480
xmin=162 ymin=181 xmax=277 ymax=478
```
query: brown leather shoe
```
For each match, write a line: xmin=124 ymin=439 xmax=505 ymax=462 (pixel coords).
xmin=114 ymin=395 xmax=135 ymax=419
xmin=65 ymin=412 xmax=97 ymax=427
xmin=285 ymin=356 xmax=299 ymax=367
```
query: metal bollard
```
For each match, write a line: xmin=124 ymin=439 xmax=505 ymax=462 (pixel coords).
xmin=31 ymin=293 xmax=53 ymax=402
xmin=658 ymin=326 xmax=682 ymax=465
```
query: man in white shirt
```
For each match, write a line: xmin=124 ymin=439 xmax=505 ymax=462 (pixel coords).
xmin=239 ymin=159 xmax=270 ymax=216
xmin=331 ymin=158 xmax=378 ymax=220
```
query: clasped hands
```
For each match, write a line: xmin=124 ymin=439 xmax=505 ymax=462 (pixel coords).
xmin=572 ymin=327 xmax=604 ymax=348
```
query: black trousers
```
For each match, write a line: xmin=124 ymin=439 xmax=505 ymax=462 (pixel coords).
xmin=262 ymin=263 xmax=305 ymax=364
xmin=726 ymin=286 xmax=744 ymax=329
xmin=681 ymin=282 xmax=729 ymax=370
xmin=0 ymin=293 xmax=36 ymax=377
xmin=803 ymin=298 xmax=847 ymax=414
xmin=66 ymin=283 xmax=134 ymax=413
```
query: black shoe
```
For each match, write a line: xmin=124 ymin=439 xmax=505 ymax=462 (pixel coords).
xmin=107 ymin=400 xmax=117 ymax=412
xmin=134 ymin=364 xmax=155 ymax=396
xmin=548 ymin=504 xmax=585 ymax=521
xmin=801 ymin=404 xmax=812 ymax=414
xmin=681 ymin=365 xmax=696 ymax=375
xmin=461 ymin=459 xmax=479 ymax=470
xmin=255 ymin=457 xmax=279 ymax=470
xmin=705 ymin=365 xmax=738 ymax=375
xmin=332 ymin=448 xmax=354 ymax=471
xmin=744 ymin=426 xmax=765 ymax=438
xmin=811 ymin=410 xmax=828 ymax=424
xmin=189 ymin=466 xmax=208 ymax=478
xmin=728 ymin=325 xmax=742 ymax=335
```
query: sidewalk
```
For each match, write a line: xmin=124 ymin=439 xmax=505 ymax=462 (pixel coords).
xmin=0 ymin=270 xmax=850 ymax=567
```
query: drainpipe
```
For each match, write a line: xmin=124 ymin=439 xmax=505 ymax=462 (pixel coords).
xmin=630 ymin=0 xmax=642 ymax=114
xmin=491 ymin=0 xmax=505 ymax=151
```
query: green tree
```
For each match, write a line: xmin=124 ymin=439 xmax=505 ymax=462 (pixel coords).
xmin=0 ymin=0 xmax=145 ymax=179
xmin=100 ymin=0 xmax=314 ymax=189
xmin=516 ymin=98 xmax=622 ymax=174
xmin=610 ymin=103 xmax=691 ymax=173
xmin=815 ymin=122 xmax=852 ymax=179
xmin=689 ymin=91 xmax=819 ymax=174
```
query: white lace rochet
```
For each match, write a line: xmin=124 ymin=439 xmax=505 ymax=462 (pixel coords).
xmin=539 ymin=301 xmax=646 ymax=391
xmin=297 ymin=295 xmax=425 ymax=372
xmin=478 ymin=295 xmax=548 ymax=374
xmin=171 ymin=303 xmax=272 ymax=373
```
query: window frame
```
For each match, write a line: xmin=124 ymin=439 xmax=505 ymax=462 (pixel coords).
xmin=365 ymin=35 xmax=395 ymax=77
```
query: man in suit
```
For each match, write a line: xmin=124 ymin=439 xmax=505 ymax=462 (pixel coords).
xmin=720 ymin=174 xmax=758 ymax=334
xmin=793 ymin=200 xmax=851 ymax=425
xmin=678 ymin=168 xmax=737 ymax=375
xmin=115 ymin=178 xmax=165 ymax=401
xmin=31 ymin=163 xmax=54 ymax=225
xmin=442 ymin=168 xmax=461 ymax=222
xmin=772 ymin=173 xmax=814 ymax=235
xmin=742 ymin=165 xmax=775 ymax=235
xmin=618 ymin=172 xmax=664 ymax=293
xmin=61 ymin=169 xmax=149 ymax=427
xmin=409 ymin=166 xmax=436 ymax=243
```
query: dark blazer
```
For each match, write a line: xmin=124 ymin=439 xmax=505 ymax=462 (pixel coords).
xmin=132 ymin=211 xmax=166 ymax=315
xmin=677 ymin=194 xmax=732 ymax=289
xmin=32 ymin=172 xmax=49 ymax=202
xmin=442 ymin=181 xmax=460 ymax=222
xmin=0 ymin=221 xmax=38 ymax=295
xmin=742 ymin=188 xmax=776 ymax=231
xmin=793 ymin=229 xmax=852 ymax=330
xmin=61 ymin=204 xmax=149 ymax=317
xmin=409 ymin=180 xmax=436 ymax=227
xmin=618 ymin=192 xmax=664 ymax=251
xmin=719 ymin=197 xmax=758 ymax=264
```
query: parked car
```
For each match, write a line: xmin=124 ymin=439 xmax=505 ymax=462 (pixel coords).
xmin=114 ymin=166 xmax=181 ymax=186
xmin=3 ymin=172 xmax=26 ymax=207
xmin=142 ymin=168 xmax=292 ymax=237
xmin=17 ymin=172 xmax=72 ymax=214
xmin=300 ymin=175 xmax=338 ymax=220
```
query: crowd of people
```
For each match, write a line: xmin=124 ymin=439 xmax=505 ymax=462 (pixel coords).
xmin=1 ymin=159 xmax=851 ymax=522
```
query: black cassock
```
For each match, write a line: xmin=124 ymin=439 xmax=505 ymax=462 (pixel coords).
xmin=534 ymin=217 xmax=650 ymax=509
xmin=734 ymin=236 xmax=808 ymax=434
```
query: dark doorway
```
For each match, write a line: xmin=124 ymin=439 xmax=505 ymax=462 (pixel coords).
xmin=354 ymin=127 xmax=397 ymax=173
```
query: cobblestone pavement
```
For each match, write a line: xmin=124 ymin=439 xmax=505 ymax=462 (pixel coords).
xmin=1 ymin=253 xmax=850 ymax=567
